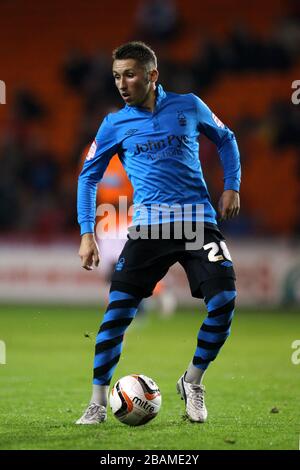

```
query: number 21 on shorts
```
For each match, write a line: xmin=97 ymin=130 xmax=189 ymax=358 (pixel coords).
xmin=203 ymin=241 xmax=232 ymax=262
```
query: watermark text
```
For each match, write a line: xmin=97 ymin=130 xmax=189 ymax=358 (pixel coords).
xmin=0 ymin=80 xmax=6 ymax=104
xmin=291 ymin=339 xmax=300 ymax=365
xmin=95 ymin=196 xmax=205 ymax=250
xmin=0 ymin=340 xmax=6 ymax=364
xmin=291 ymin=80 xmax=300 ymax=105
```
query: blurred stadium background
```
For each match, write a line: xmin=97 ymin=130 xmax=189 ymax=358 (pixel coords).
xmin=0 ymin=0 xmax=299 ymax=308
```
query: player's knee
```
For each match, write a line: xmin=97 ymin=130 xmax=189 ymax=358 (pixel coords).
xmin=203 ymin=281 xmax=236 ymax=326
xmin=207 ymin=289 xmax=236 ymax=310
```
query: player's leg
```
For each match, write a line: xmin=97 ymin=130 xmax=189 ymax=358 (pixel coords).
xmin=76 ymin=288 xmax=143 ymax=424
xmin=177 ymin=278 xmax=236 ymax=422
xmin=178 ymin=226 xmax=236 ymax=422
xmin=76 ymin=287 xmax=143 ymax=424
xmin=76 ymin=235 xmax=176 ymax=424
xmin=92 ymin=288 xmax=143 ymax=390
xmin=188 ymin=280 xmax=236 ymax=378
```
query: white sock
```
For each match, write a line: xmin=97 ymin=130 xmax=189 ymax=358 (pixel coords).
xmin=90 ymin=385 xmax=109 ymax=407
xmin=185 ymin=362 xmax=206 ymax=385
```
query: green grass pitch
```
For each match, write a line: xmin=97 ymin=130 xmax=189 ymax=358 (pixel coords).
xmin=0 ymin=304 xmax=299 ymax=450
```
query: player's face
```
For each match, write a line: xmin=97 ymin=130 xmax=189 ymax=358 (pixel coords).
xmin=113 ymin=59 xmax=156 ymax=107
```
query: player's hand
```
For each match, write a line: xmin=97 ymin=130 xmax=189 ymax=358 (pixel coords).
xmin=78 ymin=233 xmax=100 ymax=271
xmin=218 ymin=190 xmax=240 ymax=221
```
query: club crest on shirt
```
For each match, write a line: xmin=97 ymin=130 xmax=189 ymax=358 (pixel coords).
xmin=212 ymin=113 xmax=225 ymax=128
xmin=177 ymin=111 xmax=187 ymax=126
xmin=86 ymin=140 xmax=97 ymax=161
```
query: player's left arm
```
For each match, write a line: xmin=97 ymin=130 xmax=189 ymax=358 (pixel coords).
xmin=192 ymin=94 xmax=241 ymax=220
xmin=218 ymin=189 xmax=240 ymax=221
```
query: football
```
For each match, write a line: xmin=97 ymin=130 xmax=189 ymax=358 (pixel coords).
xmin=109 ymin=374 xmax=161 ymax=426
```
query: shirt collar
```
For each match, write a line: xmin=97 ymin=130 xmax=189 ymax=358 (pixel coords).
xmin=156 ymin=84 xmax=167 ymax=107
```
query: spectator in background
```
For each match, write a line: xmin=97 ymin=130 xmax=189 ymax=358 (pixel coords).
xmin=134 ymin=0 xmax=181 ymax=44
xmin=62 ymin=48 xmax=92 ymax=93
xmin=12 ymin=88 xmax=47 ymax=122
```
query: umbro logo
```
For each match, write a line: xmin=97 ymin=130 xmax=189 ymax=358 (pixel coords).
xmin=125 ymin=128 xmax=138 ymax=136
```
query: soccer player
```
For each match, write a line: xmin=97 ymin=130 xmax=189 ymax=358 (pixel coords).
xmin=76 ymin=41 xmax=240 ymax=424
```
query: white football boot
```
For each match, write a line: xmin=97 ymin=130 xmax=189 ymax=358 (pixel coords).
xmin=177 ymin=374 xmax=207 ymax=423
xmin=75 ymin=402 xmax=107 ymax=425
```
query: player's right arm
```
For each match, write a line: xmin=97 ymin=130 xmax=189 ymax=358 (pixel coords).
xmin=77 ymin=114 xmax=119 ymax=270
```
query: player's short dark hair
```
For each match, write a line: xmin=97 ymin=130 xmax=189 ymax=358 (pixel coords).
xmin=112 ymin=41 xmax=157 ymax=69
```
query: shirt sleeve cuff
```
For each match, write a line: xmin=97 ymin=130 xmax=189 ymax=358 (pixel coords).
xmin=224 ymin=178 xmax=240 ymax=192
xmin=80 ymin=222 xmax=95 ymax=236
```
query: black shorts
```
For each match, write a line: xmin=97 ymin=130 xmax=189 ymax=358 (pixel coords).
xmin=110 ymin=223 xmax=236 ymax=300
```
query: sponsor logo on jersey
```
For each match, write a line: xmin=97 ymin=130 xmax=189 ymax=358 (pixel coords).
xmin=212 ymin=113 xmax=225 ymax=128
xmin=86 ymin=140 xmax=97 ymax=161
xmin=134 ymin=134 xmax=189 ymax=155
